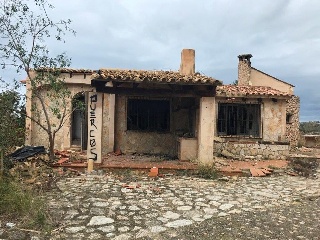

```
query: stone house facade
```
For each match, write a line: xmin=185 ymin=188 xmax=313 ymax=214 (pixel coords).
xmin=25 ymin=49 xmax=299 ymax=163
xmin=213 ymin=54 xmax=300 ymax=160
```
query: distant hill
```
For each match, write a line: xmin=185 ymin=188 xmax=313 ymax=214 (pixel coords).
xmin=300 ymin=121 xmax=320 ymax=134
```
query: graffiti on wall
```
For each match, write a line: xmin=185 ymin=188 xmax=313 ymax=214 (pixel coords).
xmin=87 ymin=92 xmax=102 ymax=163
xmin=89 ymin=94 xmax=97 ymax=160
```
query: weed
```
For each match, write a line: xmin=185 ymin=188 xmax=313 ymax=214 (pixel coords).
xmin=196 ymin=163 xmax=220 ymax=179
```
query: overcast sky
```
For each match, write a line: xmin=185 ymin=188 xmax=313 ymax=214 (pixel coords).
xmin=1 ymin=0 xmax=319 ymax=121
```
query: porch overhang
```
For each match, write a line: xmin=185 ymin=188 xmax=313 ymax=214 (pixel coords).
xmin=90 ymin=69 xmax=222 ymax=98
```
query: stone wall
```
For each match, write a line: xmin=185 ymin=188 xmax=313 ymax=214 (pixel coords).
xmin=300 ymin=135 xmax=320 ymax=148
xmin=286 ymin=95 xmax=300 ymax=147
xmin=214 ymin=141 xmax=290 ymax=160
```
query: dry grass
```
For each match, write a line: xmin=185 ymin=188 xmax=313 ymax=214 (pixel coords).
xmin=0 ymin=177 xmax=52 ymax=231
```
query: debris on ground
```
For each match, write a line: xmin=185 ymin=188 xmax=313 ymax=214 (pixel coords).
xmin=54 ymin=149 xmax=87 ymax=165
xmin=249 ymin=167 xmax=273 ymax=177
xmin=148 ymin=167 xmax=158 ymax=177
xmin=7 ymin=146 xmax=46 ymax=162
xmin=4 ymin=146 xmax=84 ymax=191
xmin=288 ymin=157 xmax=319 ymax=177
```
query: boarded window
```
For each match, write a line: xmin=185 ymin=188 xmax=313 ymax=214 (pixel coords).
xmin=217 ymin=103 xmax=260 ymax=137
xmin=127 ymin=99 xmax=170 ymax=132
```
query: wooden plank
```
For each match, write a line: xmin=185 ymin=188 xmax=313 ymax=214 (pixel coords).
xmin=93 ymin=85 xmax=216 ymax=97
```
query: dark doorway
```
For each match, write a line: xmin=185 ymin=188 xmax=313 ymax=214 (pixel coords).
xmin=71 ymin=92 xmax=88 ymax=150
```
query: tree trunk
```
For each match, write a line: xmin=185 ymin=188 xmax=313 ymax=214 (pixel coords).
xmin=48 ymin=134 xmax=55 ymax=161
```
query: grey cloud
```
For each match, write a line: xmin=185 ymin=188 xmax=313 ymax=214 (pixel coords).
xmin=1 ymin=0 xmax=320 ymax=121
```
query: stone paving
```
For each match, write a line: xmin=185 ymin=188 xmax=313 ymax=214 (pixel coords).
xmin=41 ymin=172 xmax=320 ymax=240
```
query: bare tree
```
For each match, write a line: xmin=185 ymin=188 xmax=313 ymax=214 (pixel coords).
xmin=0 ymin=0 xmax=76 ymax=160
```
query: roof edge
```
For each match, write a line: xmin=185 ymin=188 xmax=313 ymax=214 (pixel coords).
xmin=33 ymin=67 xmax=94 ymax=74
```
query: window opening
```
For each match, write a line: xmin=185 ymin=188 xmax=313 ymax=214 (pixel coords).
xmin=286 ymin=113 xmax=293 ymax=124
xmin=217 ymin=103 xmax=260 ymax=137
xmin=127 ymin=99 xmax=170 ymax=132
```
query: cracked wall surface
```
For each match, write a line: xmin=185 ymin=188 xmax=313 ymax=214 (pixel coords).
xmin=28 ymin=84 xmax=93 ymax=150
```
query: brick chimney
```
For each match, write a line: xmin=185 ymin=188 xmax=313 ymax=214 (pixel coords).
xmin=180 ymin=49 xmax=195 ymax=75
xmin=238 ymin=54 xmax=252 ymax=86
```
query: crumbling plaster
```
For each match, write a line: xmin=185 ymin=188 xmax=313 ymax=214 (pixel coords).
xmin=214 ymin=97 xmax=289 ymax=160
xmin=114 ymin=95 xmax=176 ymax=156
xmin=28 ymin=83 xmax=93 ymax=150
xmin=198 ymin=97 xmax=216 ymax=164
xmin=101 ymin=93 xmax=115 ymax=155
xmin=262 ymin=98 xmax=287 ymax=142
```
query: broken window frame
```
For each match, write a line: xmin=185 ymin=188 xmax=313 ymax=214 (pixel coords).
xmin=127 ymin=97 xmax=171 ymax=133
xmin=217 ymin=102 xmax=261 ymax=138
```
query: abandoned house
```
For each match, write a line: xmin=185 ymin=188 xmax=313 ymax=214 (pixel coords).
xmin=24 ymin=49 xmax=300 ymax=164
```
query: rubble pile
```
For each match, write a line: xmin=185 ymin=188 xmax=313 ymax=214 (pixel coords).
xmin=4 ymin=146 xmax=83 ymax=191
xmin=8 ymin=154 xmax=57 ymax=190
xmin=288 ymin=157 xmax=319 ymax=177
xmin=54 ymin=149 xmax=87 ymax=165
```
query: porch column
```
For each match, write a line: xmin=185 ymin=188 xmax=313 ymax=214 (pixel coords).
xmin=104 ymin=93 xmax=115 ymax=152
xmin=198 ymin=97 xmax=215 ymax=164
xmin=87 ymin=92 xmax=103 ymax=163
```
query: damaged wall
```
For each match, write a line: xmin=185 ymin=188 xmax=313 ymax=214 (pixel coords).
xmin=114 ymin=95 xmax=176 ymax=156
xmin=214 ymin=97 xmax=289 ymax=160
xmin=262 ymin=98 xmax=287 ymax=142
xmin=300 ymin=135 xmax=320 ymax=148
xmin=29 ymin=83 xmax=93 ymax=150
xmin=114 ymin=95 xmax=198 ymax=157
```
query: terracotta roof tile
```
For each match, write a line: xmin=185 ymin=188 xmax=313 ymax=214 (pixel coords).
xmin=216 ymin=85 xmax=292 ymax=98
xmin=91 ymin=69 xmax=222 ymax=85
xmin=35 ymin=68 xmax=94 ymax=74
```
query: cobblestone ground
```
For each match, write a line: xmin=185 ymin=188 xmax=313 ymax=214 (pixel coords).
xmin=1 ymin=172 xmax=320 ymax=240
xmin=174 ymin=197 xmax=320 ymax=240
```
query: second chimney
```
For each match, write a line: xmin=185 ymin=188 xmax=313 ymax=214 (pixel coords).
xmin=238 ymin=54 xmax=253 ymax=86
xmin=180 ymin=49 xmax=195 ymax=75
